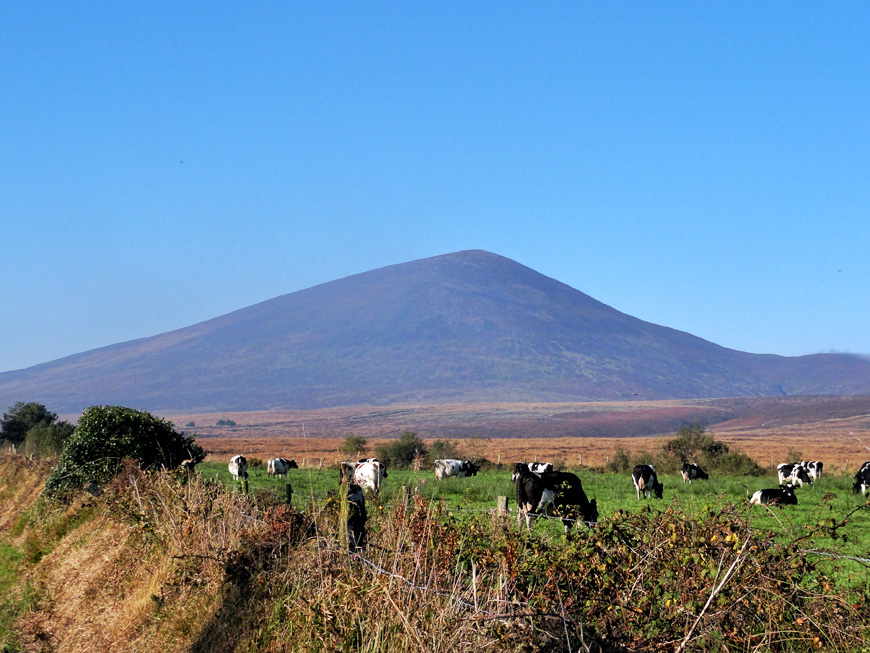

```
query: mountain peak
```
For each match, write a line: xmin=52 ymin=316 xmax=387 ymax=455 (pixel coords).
xmin=2 ymin=252 xmax=870 ymax=413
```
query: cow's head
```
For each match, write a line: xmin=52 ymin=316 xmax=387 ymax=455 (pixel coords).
xmin=653 ymin=479 xmax=664 ymax=499
xmin=464 ymin=461 xmax=481 ymax=477
xmin=511 ymin=462 xmax=527 ymax=483
xmin=585 ymin=498 xmax=599 ymax=525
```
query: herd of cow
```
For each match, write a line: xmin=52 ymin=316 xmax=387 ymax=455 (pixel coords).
xmin=224 ymin=453 xmax=870 ymax=547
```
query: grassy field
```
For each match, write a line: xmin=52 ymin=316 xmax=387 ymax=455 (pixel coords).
xmin=200 ymin=461 xmax=870 ymax=569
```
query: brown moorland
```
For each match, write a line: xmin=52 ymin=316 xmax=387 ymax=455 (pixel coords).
xmin=156 ymin=395 xmax=870 ymax=473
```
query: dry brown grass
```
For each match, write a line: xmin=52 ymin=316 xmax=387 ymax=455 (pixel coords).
xmin=199 ymin=427 xmax=870 ymax=475
xmin=155 ymin=397 xmax=870 ymax=473
xmin=6 ymin=463 xmax=299 ymax=653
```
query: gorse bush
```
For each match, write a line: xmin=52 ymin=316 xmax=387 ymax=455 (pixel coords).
xmin=43 ymin=405 xmax=203 ymax=499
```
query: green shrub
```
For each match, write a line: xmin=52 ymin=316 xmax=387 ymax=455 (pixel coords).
xmin=426 ymin=439 xmax=460 ymax=463
xmin=43 ymin=405 xmax=203 ymax=499
xmin=23 ymin=421 xmax=74 ymax=458
xmin=339 ymin=434 xmax=368 ymax=458
xmin=374 ymin=430 xmax=427 ymax=470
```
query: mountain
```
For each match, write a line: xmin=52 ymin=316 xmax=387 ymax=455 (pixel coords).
xmin=2 ymin=250 xmax=870 ymax=414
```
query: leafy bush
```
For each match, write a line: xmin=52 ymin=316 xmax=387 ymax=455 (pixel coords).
xmin=426 ymin=438 xmax=460 ymax=463
xmin=658 ymin=422 xmax=763 ymax=476
xmin=23 ymin=421 xmax=74 ymax=457
xmin=43 ymin=405 xmax=204 ymax=499
xmin=339 ymin=434 xmax=368 ymax=458
xmin=373 ymin=430 xmax=427 ymax=470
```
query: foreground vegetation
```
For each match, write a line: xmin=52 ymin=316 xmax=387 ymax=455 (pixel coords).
xmin=2 ymin=451 xmax=869 ymax=652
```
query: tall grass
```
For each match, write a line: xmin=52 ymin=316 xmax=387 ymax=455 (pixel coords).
xmin=4 ymin=454 xmax=870 ymax=651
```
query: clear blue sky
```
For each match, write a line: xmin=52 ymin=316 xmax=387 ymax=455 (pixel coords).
xmin=2 ymin=3 xmax=869 ymax=373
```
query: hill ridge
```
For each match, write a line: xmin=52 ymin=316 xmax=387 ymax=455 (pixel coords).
xmin=2 ymin=250 xmax=870 ymax=412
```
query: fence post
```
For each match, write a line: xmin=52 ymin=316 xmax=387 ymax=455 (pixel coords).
xmin=242 ymin=479 xmax=249 ymax=495
xmin=497 ymin=496 xmax=509 ymax=516
xmin=285 ymin=483 xmax=292 ymax=505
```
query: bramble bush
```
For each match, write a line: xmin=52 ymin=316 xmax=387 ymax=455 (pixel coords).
xmin=43 ymin=405 xmax=204 ymax=499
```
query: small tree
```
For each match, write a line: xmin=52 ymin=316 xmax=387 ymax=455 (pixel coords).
xmin=340 ymin=434 xmax=368 ymax=458
xmin=44 ymin=405 xmax=204 ymax=499
xmin=427 ymin=439 xmax=460 ymax=463
xmin=606 ymin=445 xmax=633 ymax=473
xmin=659 ymin=422 xmax=762 ymax=476
xmin=374 ymin=430 xmax=427 ymax=470
xmin=1 ymin=402 xmax=59 ymax=445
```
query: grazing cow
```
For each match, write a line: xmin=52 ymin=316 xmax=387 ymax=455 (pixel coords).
xmin=513 ymin=463 xmax=598 ymax=532
xmin=801 ymin=460 xmax=824 ymax=481
xmin=749 ymin=483 xmax=798 ymax=506
xmin=680 ymin=461 xmax=709 ymax=483
xmin=632 ymin=464 xmax=664 ymax=499
xmin=528 ymin=462 xmax=554 ymax=474
xmin=777 ymin=462 xmax=812 ymax=488
xmin=228 ymin=455 xmax=248 ymax=480
xmin=353 ymin=460 xmax=388 ymax=493
xmin=852 ymin=462 xmax=870 ymax=496
xmin=267 ymin=457 xmax=298 ymax=477
xmin=346 ymin=483 xmax=367 ymax=550
xmin=434 ymin=459 xmax=481 ymax=480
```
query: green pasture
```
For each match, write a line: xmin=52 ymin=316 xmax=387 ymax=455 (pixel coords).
xmin=199 ymin=461 xmax=870 ymax=540
xmin=199 ymin=460 xmax=870 ymax=600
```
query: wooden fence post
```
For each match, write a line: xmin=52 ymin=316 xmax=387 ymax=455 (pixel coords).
xmin=497 ymin=496 xmax=509 ymax=516
xmin=285 ymin=483 xmax=292 ymax=505
xmin=242 ymin=479 xmax=249 ymax=495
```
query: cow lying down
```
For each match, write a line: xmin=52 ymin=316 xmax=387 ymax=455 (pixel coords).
xmin=513 ymin=462 xmax=598 ymax=533
xmin=749 ymin=483 xmax=798 ymax=506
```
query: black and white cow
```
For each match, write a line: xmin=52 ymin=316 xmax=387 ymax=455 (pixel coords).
xmin=528 ymin=462 xmax=554 ymax=474
xmin=852 ymin=462 xmax=870 ymax=496
xmin=777 ymin=462 xmax=812 ymax=488
xmin=346 ymin=483 xmax=367 ymax=550
xmin=267 ymin=457 xmax=298 ymax=477
xmin=352 ymin=459 xmax=388 ymax=493
xmin=434 ymin=459 xmax=481 ymax=480
xmin=512 ymin=462 xmax=598 ymax=533
xmin=228 ymin=454 xmax=248 ymax=480
xmin=749 ymin=483 xmax=798 ymax=506
xmin=632 ymin=464 xmax=663 ymax=499
xmin=801 ymin=460 xmax=824 ymax=481
xmin=680 ymin=461 xmax=709 ymax=483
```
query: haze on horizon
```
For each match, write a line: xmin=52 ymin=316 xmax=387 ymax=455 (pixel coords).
xmin=2 ymin=4 xmax=869 ymax=373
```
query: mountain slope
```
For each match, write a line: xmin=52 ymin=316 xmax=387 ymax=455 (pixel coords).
xmin=2 ymin=250 xmax=869 ymax=413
